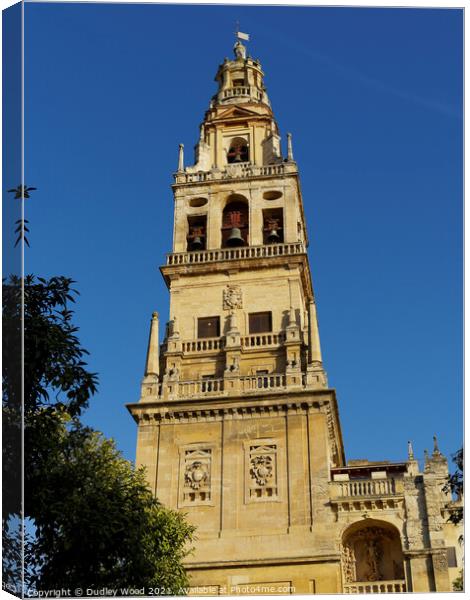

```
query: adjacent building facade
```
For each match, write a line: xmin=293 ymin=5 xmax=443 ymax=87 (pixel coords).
xmin=127 ymin=38 xmax=462 ymax=594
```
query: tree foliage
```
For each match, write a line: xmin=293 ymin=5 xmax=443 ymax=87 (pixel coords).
xmin=3 ymin=275 xmax=195 ymax=594
xmin=444 ymin=448 xmax=463 ymax=526
xmin=7 ymin=185 xmax=37 ymax=246
xmin=3 ymin=275 xmax=98 ymax=418
xmin=27 ymin=416 xmax=194 ymax=593
xmin=452 ymin=570 xmax=463 ymax=592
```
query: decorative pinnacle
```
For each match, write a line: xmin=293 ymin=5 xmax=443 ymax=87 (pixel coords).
xmin=407 ymin=440 xmax=415 ymax=460
xmin=152 ymin=311 xmax=159 ymax=320
xmin=433 ymin=435 xmax=441 ymax=456
xmin=177 ymin=144 xmax=184 ymax=172
xmin=170 ymin=316 xmax=179 ymax=337
xmin=288 ymin=306 xmax=296 ymax=326
xmin=287 ymin=133 xmax=294 ymax=161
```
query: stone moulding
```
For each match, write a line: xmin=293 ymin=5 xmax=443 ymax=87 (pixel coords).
xmin=127 ymin=389 xmax=345 ymax=468
xmin=185 ymin=553 xmax=342 ymax=570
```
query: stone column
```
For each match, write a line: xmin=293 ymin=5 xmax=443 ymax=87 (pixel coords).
xmin=224 ymin=311 xmax=241 ymax=393
xmin=307 ymin=406 xmax=335 ymax=538
xmin=286 ymin=411 xmax=311 ymax=530
xmin=284 ymin=307 xmax=302 ymax=388
xmin=219 ymin=414 xmax=241 ymax=536
xmin=136 ymin=418 xmax=160 ymax=495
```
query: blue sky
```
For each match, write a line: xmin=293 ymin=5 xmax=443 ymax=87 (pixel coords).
xmin=19 ymin=3 xmax=463 ymax=466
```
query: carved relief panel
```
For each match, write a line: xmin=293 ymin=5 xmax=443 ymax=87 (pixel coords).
xmin=223 ymin=285 xmax=243 ymax=310
xmin=244 ymin=440 xmax=279 ymax=502
xmin=179 ymin=446 xmax=213 ymax=507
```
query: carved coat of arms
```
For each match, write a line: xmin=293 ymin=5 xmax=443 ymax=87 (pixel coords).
xmin=223 ymin=285 xmax=243 ymax=310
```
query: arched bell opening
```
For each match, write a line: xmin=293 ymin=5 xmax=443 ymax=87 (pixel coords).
xmin=262 ymin=208 xmax=284 ymax=244
xmin=227 ymin=136 xmax=249 ymax=164
xmin=340 ymin=520 xmax=406 ymax=592
xmin=187 ymin=215 xmax=207 ymax=251
xmin=222 ymin=197 xmax=249 ymax=248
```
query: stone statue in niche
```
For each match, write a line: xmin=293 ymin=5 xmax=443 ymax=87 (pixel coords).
xmin=185 ymin=460 xmax=209 ymax=490
xmin=364 ymin=538 xmax=383 ymax=581
xmin=223 ymin=285 xmax=243 ymax=310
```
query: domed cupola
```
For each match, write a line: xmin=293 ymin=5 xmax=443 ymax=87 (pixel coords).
xmin=212 ymin=37 xmax=270 ymax=108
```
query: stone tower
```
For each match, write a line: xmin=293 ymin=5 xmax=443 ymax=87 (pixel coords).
xmin=128 ymin=37 xmax=462 ymax=594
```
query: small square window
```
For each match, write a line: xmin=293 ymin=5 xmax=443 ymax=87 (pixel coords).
xmin=198 ymin=317 xmax=220 ymax=338
xmin=249 ymin=312 xmax=272 ymax=334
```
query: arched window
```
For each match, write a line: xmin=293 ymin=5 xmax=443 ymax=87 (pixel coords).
xmin=227 ymin=137 xmax=249 ymax=164
xmin=222 ymin=199 xmax=249 ymax=247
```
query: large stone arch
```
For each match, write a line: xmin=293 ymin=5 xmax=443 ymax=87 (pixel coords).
xmin=340 ymin=519 xmax=406 ymax=592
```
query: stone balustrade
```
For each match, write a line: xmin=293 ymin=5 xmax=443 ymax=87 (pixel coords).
xmin=164 ymin=372 xmax=305 ymax=400
xmin=180 ymin=332 xmax=285 ymax=355
xmin=239 ymin=373 xmax=287 ymax=392
xmin=219 ymin=86 xmax=263 ymax=101
xmin=223 ymin=163 xmax=287 ymax=179
xmin=177 ymin=378 xmax=225 ymax=398
xmin=330 ymin=478 xmax=403 ymax=499
xmin=166 ymin=242 xmax=305 ymax=266
xmin=343 ymin=580 xmax=406 ymax=594
xmin=182 ymin=337 xmax=225 ymax=353
xmin=241 ymin=332 xmax=285 ymax=348
xmin=174 ymin=162 xmax=295 ymax=184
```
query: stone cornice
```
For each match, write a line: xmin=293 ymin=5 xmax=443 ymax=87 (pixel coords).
xmin=185 ymin=553 xmax=341 ymax=570
xmin=127 ymin=388 xmax=337 ymax=424
xmin=160 ymin=252 xmax=314 ymax=301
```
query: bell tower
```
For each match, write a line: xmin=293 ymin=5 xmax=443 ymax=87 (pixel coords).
xmin=159 ymin=36 xmax=330 ymax=396
xmin=128 ymin=35 xmax=461 ymax=595
xmin=129 ymin=36 xmax=345 ymax=592
xmin=129 ymin=35 xmax=344 ymax=594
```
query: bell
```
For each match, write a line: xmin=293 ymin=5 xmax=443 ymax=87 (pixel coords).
xmin=228 ymin=148 xmax=242 ymax=162
xmin=267 ymin=228 xmax=280 ymax=243
xmin=227 ymin=227 xmax=244 ymax=246
xmin=191 ymin=236 xmax=203 ymax=250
